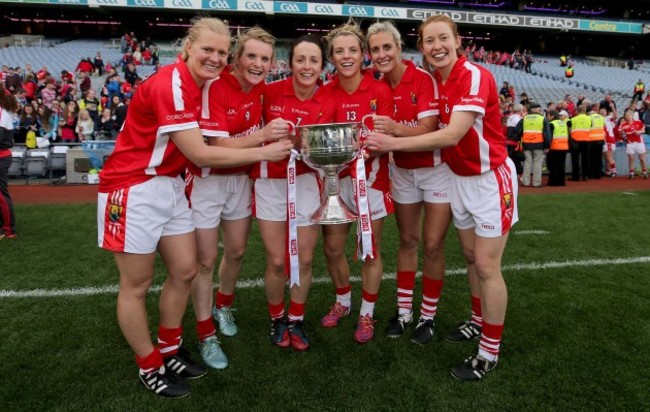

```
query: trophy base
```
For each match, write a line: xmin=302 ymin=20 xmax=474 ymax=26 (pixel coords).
xmin=310 ymin=194 xmax=357 ymax=225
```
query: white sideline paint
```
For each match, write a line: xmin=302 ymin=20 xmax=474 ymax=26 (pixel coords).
xmin=512 ymin=230 xmax=549 ymax=235
xmin=1 ymin=256 xmax=649 ymax=299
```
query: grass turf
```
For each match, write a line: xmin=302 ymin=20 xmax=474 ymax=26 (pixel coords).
xmin=0 ymin=191 xmax=649 ymax=411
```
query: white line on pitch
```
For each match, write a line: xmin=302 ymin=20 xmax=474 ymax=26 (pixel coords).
xmin=1 ymin=256 xmax=649 ymax=299
xmin=512 ymin=230 xmax=549 ymax=235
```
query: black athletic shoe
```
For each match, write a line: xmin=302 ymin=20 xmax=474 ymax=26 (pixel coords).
xmin=410 ymin=318 xmax=435 ymax=345
xmin=139 ymin=365 xmax=191 ymax=399
xmin=450 ymin=353 xmax=498 ymax=382
xmin=270 ymin=318 xmax=291 ymax=348
xmin=385 ymin=311 xmax=413 ymax=338
xmin=444 ymin=320 xmax=482 ymax=343
xmin=164 ymin=347 xmax=208 ymax=380
xmin=288 ymin=321 xmax=310 ymax=351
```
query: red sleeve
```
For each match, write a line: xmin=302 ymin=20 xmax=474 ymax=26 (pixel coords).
xmin=199 ymin=79 xmax=229 ymax=138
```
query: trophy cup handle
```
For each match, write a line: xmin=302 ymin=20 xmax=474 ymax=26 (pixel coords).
xmin=360 ymin=114 xmax=374 ymax=133
xmin=285 ymin=120 xmax=301 ymax=159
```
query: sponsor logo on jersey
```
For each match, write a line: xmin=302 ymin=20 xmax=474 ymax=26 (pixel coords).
xmin=166 ymin=112 xmax=195 ymax=120
xmin=269 ymin=105 xmax=283 ymax=113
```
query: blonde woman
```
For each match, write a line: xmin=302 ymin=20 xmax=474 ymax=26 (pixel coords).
xmin=97 ymin=18 xmax=291 ymax=398
xmin=75 ymin=109 xmax=94 ymax=141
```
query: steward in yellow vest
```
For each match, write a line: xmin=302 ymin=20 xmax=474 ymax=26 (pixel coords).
xmin=569 ymin=105 xmax=592 ymax=181
xmin=550 ymin=119 xmax=569 ymax=151
xmin=547 ymin=110 xmax=569 ymax=186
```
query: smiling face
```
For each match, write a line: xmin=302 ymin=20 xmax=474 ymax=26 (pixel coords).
xmin=184 ymin=29 xmax=230 ymax=87
xmin=234 ymin=38 xmax=273 ymax=90
xmin=368 ymin=31 xmax=400 ymax=76
xmin=419 ymin=19 xmax=461 ymax=79
xmin=291 ymin=41 xmax=323 ymax=92
xmin=330 ymin=34 xmax=363 ymax=80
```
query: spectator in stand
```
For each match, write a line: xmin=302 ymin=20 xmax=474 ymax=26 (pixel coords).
xmin=150 ymin=45 xmax=160 ymax=66
xmin=506 ymin=104 xmax=525 ymax=178
xmin=75 ymin=108 xmax=95 ymax=141
xmin=564 ymin=94 xmax=576 ymax=116
xmin=16 ymin=104 xmax=38 ymax=145
xmin=59 ymin=100 xmax=79 ymax=143
xmin=60 ymin=84 xmax=78 ymax=105
xmin=22 ymin=73 xmax=37 ymax=103
xmin=24 ymin=63 xmax=34 ymax=79
xmin=121 ymin=50 xmax=134 ymax=72
xmin=546 ymin=110 xmax=569 ymax=186
xmin=78 ymin=88 xmax=101 ymax=122
xmin=4 ymin=67 xmax=22 ymax=92
xmin=0 ymin=84 xmax=18 ymax=240
xmin=133 ymin=46 xmax=142 ymax=66
xmin=520 ymin=92 xmax=531 ymax=109
xmin=602 ymin=108 xmax=618 ymax=177
xmin=517 ymin=102 xmax=551 ymax=187
xmin=104 ymin=74 xmax=122 ymax=106
xmin=618 ymin=109 xmax=647 ymax=179
xmin=142 ymin=47 xmax=152 ymax=65
xmin=36 ymin=104 xmax=58 ymax=142
xmin=564 ymin=64 xmax=574 ymax=78
xmin=524 ymin=50 xmax=533 ymax=73
xmin=75 ymin=57 xmax=94 ymax=76
xmin=599 ymin=93 xmax=617 ymax=118
xmin=124 ymin=63 xmax=140 ymax=86
xmin=78 ymin=71 xmax=92 ymax=96
xmin=110 ymin=95 xmax=127 ymax=130
xmin=94 ymin=107 xmax=116 ymax=140
xmin=94 ymin=52 xmax=105 ymax=76
xmin=499 ymin=82 xmax=510 ymax=100
xmin=632 ymin=79 xmax=645 ymax=102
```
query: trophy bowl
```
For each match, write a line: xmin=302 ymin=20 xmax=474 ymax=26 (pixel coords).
xmin=292 ymin=121 xmax=362 ymax=224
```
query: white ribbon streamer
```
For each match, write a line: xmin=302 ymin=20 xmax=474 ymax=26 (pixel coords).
xmin=287 ymin=149 xmax=300 ymax=287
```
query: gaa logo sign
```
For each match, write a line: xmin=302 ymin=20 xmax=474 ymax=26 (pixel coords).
xmin=171 ymin=0 xmax=193 ymax=7
xmin=344 ymin=5 xmax=372 ymax=17
xmin=128 ymin=0 xmax=162 ymax=6
xmin=204 ymin=0 xmax=235 ymax=9
xmin=95 ymin=0 xmax=120 ymax=4
xmin=290 ymin=239 xmax=298 ymax=256
xmin=289 ymin=202 xmax=296 ymax=220
xmin=52 ymin=0 xmax=84 ymax=3
xmin=277 ymin=2 xmax=306 ymax=13
xmin=244 ymin=1 xmax=265 ymax=10
xmin=314 ymin=4 xmax=334 ymax=14
xmin=360 ymin=214 xmax=370 ymax=232
xmin=380 ymin=8 xmax=399 ymax=18
xmin=288 ymin=167 xmax=295 ymax=184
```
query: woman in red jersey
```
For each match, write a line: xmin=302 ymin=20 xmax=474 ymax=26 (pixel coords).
xmin=367 ymin=15 xmax=518 ymax=381
xmin=254 ymin=35 xmax=335 ymax=350
xmin=367 ymin=21 xmax=452 ymax=345
xmin=97 ymin=18 xmax=291 ymax=399
xmin=618 ymin=108 xmax=647 ymax=179
xmin=318 ymin=21 xmax=394 ymax=344
xmin=187 ymin=27 xmax=290 ymax=366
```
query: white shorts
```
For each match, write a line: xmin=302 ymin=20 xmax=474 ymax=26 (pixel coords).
xmin=97 ymin=176 xmax=194 ymax=254
xmin=450 ymin=158 xmax=519 ymax=238
xmin=391 ymin=162 xmax=451 ymax=204
xmin=603 ymin=142 xmax=616 ymax=153
xmin=626 ymin=142 xmax=646 ymax=155
xmin=189 ymin=173 xmax=252 ymax=229
xmin=340 ymin=176 xmax=394 ymax=221
xmin=254 ymin=174 xmax=321 ymax=227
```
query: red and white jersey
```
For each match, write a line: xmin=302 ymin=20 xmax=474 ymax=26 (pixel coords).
xmin=434 ymin=55 xmax=507 ymax=176
xmin=604 ymin=115 xmax=617 ymax=143
xmin=618 ymin=120 xmax=645 ymax=143
xmin=252 ymin=78 xmax=336 ymax=179
xmin=323 ymin=70 xmax=394 ymax=192
xmin=197 ymin=68 xmax=265 ymax=175
xmin=99 ymin=57 xmax=202 ymax=192
xmin=383 ymin=60 xmax=440 ymax=169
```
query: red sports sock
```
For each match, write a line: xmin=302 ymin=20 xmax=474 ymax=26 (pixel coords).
xmin=396 ymin=271 xmax=416 ymax=312
xmin=268 ymin=301 xmax=285 ymax=320
xmin=196 ymin=317 xmax=216 ymax=341
xmin=470 ymin=295 xmax=483 ymax=326
xmin=420 ymin=276 xmax=444 ymax=320
xmin=288 ymin=300 xmax=305 ymax=322
xmin=158 ymin=325 xmax=182 ymax=358
xmin=478 ymin=321 xmax=505 ymax=361
xmin=135 ymin=347 xmax=163 ymax=373
xmin=336 ymin=285 xmax=351 ymax=296
xmin=215 ymin=290 xmax=234 ymax=309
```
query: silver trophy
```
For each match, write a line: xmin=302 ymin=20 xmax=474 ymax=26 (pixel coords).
xmin=291 ymin=118 xmax=370 ymax=224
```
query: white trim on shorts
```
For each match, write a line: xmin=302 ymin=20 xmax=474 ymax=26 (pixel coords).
xmin=253 ymin=174 xmax=321 ymax=227
xmin=97 ymin=176 xmax=194 ymax=254
xmin=189 ymin=173 xmax=252 ymax=229
xmin=450 ymin=158 xmax=519 ymax=238
xmin=390 ymin=162 xmax=451 ymax=204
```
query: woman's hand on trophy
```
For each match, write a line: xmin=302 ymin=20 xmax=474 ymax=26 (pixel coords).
xmin=263 ymin=118 xmax=291 ymax=142
xmin=261 ymin=138 xmax=293 ymax=162
xmin=371 ymin=115 xmax=398 ymax=135
xmin=366 ymin=131 xmax=396 ymax=153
